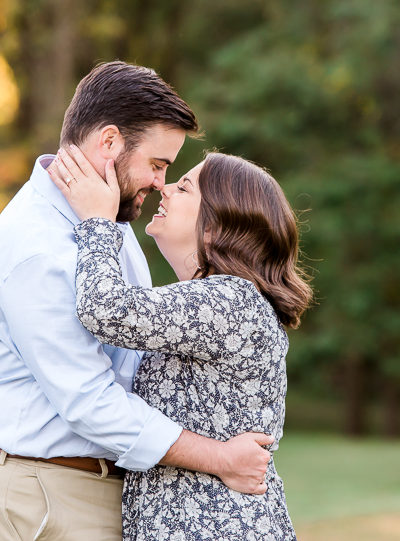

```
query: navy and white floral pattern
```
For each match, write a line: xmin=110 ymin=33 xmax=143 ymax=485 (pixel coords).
xmin=74 ymin=218 xmax=297 ymax=541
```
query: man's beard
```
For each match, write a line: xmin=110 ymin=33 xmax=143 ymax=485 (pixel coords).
xmin=115 ymin=149 xmax=153 ymax=222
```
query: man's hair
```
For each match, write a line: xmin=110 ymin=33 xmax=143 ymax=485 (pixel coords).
xmin=60 ymin=61 xmax=198 ymax=149
xmin=194 ymin=153 xmax=313 ymax=329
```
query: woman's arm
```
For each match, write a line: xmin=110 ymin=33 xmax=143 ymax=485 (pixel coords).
xmin=75 ymin=218 xmax=253 ymax=360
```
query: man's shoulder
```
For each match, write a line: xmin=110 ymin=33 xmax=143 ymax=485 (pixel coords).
xmin=0 ymin=184 xmax=77 ymax=281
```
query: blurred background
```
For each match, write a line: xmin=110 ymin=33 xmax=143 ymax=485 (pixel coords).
xmin=0 ymin=1 xmax=399 ymax=539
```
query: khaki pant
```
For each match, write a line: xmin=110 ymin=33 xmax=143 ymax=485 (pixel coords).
xmin=0 ymin=451 xmax=124 ymax=541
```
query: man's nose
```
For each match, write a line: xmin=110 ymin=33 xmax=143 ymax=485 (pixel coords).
xmin=152 ymin=170 xmax=166 ymax=190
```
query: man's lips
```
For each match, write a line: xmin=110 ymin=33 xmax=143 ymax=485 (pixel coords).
xmin=135 ymin=190 xmax=149 ymax=206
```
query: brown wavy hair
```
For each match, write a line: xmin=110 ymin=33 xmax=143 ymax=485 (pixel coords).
xmin=194 ymin=153 xmax=312 ymax=329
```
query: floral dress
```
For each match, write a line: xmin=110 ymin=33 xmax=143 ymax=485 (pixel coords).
xmin=74 ymin=218 xmax=297 ymax=541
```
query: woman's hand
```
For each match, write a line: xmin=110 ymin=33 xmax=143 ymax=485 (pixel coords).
xmin=48 ymin=145 xmax=120 ymax=222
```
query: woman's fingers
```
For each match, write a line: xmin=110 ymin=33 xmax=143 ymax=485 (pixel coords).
xmin=58 ymin=148 xmax=86 ymax=181
xmin=55 ymin=153 xmax=75 ymax=185
xmin=57 ymin=147 xmax=117 ymax=196
xmin=47 ymin=161 xmax=71 ymax=197
xmin=48 ymin=150 xmax=118 ymax=222
xmin=69 ymin=144 xmax=99 ymax=178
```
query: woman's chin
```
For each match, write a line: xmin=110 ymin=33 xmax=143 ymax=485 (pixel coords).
xmin=145 ymin=219 xmax=159 ymax=237
xmin=145 ymin=214 xmax=165 ymax=236
xmin=145 ymin=222 xmax=153 ymax=237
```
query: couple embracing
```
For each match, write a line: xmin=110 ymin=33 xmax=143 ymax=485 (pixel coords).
xmin=0 ymin=61 xmax=311 ymax=540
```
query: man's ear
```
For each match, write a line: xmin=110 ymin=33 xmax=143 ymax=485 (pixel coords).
xmin=97 ymin=125 xmax=125 ymax=159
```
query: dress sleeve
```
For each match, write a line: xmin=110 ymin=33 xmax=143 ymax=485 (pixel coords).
xmin=75 ymin=218 xmax=254 ymax=361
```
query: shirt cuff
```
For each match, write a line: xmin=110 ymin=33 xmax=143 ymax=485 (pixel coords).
xmin=115 ymin=406 xmax=183 ymax=471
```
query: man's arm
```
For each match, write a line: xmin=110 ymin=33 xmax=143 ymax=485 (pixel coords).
xmin=1 ymin=253 xmax=181 ymax=470
xmin=161 ymin=429 xmax=273 ymax=495
xmin=2 ymin=253 xmax=272 ymax=493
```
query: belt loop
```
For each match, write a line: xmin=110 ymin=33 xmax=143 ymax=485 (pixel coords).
xmin=0 ymin=450 xmax=7 ymax=466
xmin=99 ymin=458 xmax=108 ymax=478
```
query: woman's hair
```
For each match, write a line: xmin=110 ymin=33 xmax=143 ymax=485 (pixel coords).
xmin=195 ymin=152 xmax=312 ymax=329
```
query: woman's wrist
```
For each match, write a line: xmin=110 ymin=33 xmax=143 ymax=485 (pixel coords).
xmin=74 ymin=217 xmax=124 ymax=253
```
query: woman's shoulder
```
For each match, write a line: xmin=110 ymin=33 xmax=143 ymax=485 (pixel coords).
xmin=169 ymin=274 xmax=257 ymax=298
xmin=156 ymin=274 xmax=280 ymax=326
xmin=202 ymin=274 xmax=268 ymax=303
xmin=204 ymin=275 xmax=285 ymax=332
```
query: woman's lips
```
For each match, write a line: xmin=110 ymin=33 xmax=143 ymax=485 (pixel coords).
xmin=154 ymin=203 xmax=167 ymax=218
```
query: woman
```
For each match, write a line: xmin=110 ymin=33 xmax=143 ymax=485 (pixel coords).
xmin=50 ymin=148 xmax=312 ymax=541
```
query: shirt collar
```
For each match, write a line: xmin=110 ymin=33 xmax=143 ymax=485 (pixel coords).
xmin=30 ymin=154 xmax=81 ymax=226
xmin=29 ymin=155 xmax=130 ymax=233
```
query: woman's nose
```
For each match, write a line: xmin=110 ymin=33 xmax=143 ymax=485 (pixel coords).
xmin=161 ymin=182 xmax=177 ymax=198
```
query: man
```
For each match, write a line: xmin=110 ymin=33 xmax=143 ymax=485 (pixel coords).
xmin=0 ymin=61 xmax=272 ymax=540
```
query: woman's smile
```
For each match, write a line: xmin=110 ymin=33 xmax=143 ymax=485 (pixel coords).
xmin=155 ymin=202 xmax=168 ymax=218
xmin=145 ymin=162 xmax=203 ymax=280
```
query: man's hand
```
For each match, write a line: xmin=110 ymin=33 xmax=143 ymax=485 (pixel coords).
xmin=159 ymin=429 xmax=274 ymax=495
xmin=217 ymin=432 xmax=273 ymax=494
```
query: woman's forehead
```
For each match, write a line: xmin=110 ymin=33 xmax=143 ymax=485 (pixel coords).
xmin=181 ymin=161 xmax=204 ymax=184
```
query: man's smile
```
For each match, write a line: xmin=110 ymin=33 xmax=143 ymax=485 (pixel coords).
xmin=134 ymin=188 xmax=152 ymax=207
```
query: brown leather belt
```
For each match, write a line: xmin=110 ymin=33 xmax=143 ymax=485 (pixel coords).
xmin=3 ymin=451 xmax=124 ymax=476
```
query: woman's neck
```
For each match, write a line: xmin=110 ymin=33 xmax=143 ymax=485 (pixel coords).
xmin=164 ymin=250 xmax=200 ymax=282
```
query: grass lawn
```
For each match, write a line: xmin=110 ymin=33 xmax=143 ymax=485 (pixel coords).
xmin=274 ymin=432 xmax=400 ymax=540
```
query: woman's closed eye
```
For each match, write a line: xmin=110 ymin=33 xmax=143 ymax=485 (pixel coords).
xmin=177 ymin=185 xmax=187 ymax=192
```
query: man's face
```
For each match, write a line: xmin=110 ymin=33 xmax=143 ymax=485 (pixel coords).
xmin=114 ymin=124 xmax=186 ymax=222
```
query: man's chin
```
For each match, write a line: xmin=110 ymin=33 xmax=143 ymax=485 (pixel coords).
xmin=116 ymin=203 xmax=141 ymax=223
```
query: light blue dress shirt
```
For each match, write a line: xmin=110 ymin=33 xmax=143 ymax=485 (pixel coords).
xmin=0 ymin=155 xmax=182 ymax=471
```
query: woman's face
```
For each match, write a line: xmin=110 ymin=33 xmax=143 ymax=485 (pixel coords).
xmin=146 ymin=162 xmax=203 ymax=278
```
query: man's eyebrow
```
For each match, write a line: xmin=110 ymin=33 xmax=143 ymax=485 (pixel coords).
xmin=153 ymin=158 xmax=172 ymax=165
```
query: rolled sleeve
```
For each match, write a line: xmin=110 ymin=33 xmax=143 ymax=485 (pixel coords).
xmin=117 ymin=405 xmax=182 ymax=471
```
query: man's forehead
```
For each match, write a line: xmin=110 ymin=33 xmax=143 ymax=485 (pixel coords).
xmin=141 ymin=123 xmax=185 ymax=143
xmin=138 ymin=126 xmax=185 ymax=159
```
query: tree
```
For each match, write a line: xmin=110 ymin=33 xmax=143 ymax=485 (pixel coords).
xmin=182 ymin=0 xmax=400 ymax=435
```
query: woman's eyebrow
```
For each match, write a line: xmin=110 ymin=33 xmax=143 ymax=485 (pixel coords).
xmin=182 ymin=177 xmax=193 ymax=185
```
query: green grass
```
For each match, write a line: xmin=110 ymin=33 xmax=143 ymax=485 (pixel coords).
xmin=274 ymin=431 xmax=400 ymax=525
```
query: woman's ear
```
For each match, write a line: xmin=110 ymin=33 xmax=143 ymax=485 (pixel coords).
xmin=203 ymin=229 xmax=212 ymax=258
xmin=203 ymin=230 xmax=212 ymax=246
xmin=97 ymin=125 xmax=125 ymax=159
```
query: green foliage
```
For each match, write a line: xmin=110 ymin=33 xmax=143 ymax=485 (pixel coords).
xmin=177 ymin=0 xmax=400 ymax=420
xmin=1 ymin=0 xmax=399 ymax=432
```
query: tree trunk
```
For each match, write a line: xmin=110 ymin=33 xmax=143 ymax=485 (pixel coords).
xmin=344 ymin=354 xmax=367 ymax=435
xmin=14 ymin=0 xmax=79 ymax=154
xmin=383 ymin=377 xmax=399 ymax=437
xmin=32 ymin=0 xmax=78 ymax=153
